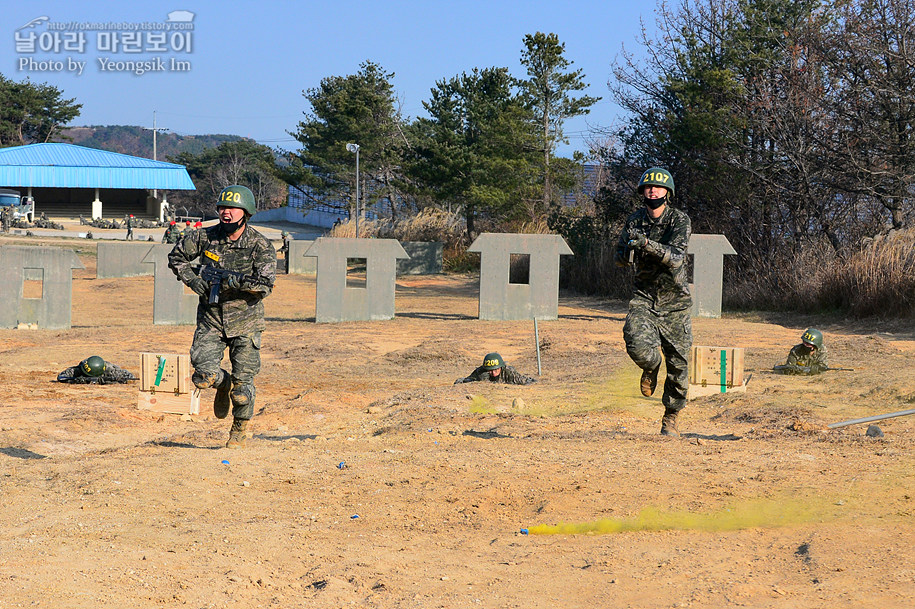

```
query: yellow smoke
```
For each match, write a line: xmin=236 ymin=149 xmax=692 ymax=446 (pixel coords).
xmin=528 ymin=497 xmax=830 ymax=535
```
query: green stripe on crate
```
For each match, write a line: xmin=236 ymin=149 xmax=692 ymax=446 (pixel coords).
xmin=155 ymin=356 xmax=166 ymax=387
xmin=720 ymin=350 xmax=727 ymax=393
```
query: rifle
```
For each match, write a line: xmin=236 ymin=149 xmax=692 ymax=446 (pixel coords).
xmin=194 ymin=264 xmax=272 ymax=304
xmin=772 ymin=364 xmax=854 ymax=374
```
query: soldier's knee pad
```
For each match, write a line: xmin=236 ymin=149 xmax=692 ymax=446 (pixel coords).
xmin=230 ymin=383 xmax=255 ymax=407
xmin=192 ymin=369 xmax=224 ymax=390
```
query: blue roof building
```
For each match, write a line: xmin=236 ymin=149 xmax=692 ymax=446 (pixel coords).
xmin=0 ymin=143 xmax=195 ymax=220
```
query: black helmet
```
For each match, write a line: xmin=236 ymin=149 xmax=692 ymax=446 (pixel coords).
xmin=79 ymin=356 xmax=107 ymax=377
xmin=801 ymin=328 xmax=823 ymax=349
xmin=482 ymin=352 xmax=505 ymax=371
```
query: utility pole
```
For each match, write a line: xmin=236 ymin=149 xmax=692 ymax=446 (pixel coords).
xmin=144 ymin=111 xmax=168 ymax=199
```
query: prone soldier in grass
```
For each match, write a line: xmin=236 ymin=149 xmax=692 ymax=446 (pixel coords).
xmin=168 ymin=185 xmax=276 ymax=449
xmin=455 ymin=352 xmax=537 ymax=385
xmin=615 ymin=167 xmax=692 ymax=437
xmin=57 ymin=356 xmax=137 ymax=385
xmin=775 ymin=328 xmax=830 ymax=375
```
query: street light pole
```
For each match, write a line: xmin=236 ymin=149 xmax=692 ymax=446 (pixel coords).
xmin=346 ymin=143 xmax=360 ymax=238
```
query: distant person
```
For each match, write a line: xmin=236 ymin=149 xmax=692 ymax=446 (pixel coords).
xmin=162 ymin=220 xmax=181 ymax=244
xmin=181 ymin=220 xmax=192 ymax=238
xmin=279 ymin=231 xmax=291 ymax=273
xmin=777 ymin=328 xmax=829 ymax=375
xmin=454 ymin=352 xmax=536 ymax=385
xmin=615 ymin=167 xmax=692 ymax=437
xmin=193 ymin=220 xmax=203 ymax=231
xmin=57 ymin=356 xmax=137 ymax=385
xmin=125 ymin=214 xmax=135 ymax=241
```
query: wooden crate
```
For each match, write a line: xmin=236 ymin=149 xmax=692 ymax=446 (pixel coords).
xmin=140 ymin=353 xmax=190 ymax=394
xmin=138 ymin=352 xmax=200 ymax=415
xmin=138 ymin=389 xmax=200 ymax=415
xmin=688 ymin=346 xmax=745 ymax=398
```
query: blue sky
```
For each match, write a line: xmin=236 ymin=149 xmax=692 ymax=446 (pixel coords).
xmin=3 ymin=1 xmax=660 ymax=157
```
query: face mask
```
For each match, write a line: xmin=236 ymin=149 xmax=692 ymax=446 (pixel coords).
xmin=221 ymin=217 xmax=246 ymax=235
xmin=643 ymin=196 xmax=666 ymax=210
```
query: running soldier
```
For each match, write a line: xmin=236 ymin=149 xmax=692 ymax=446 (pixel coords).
xmin=615 ymin=167 xmax=692 ymax=436
xmin=168 ymin=185 xmax=276 ymax=449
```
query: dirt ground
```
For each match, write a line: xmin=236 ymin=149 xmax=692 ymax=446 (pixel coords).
xmin=1 ymin=235 xmax=914 ymax=609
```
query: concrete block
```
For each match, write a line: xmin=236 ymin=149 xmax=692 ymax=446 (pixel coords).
xmin=288 ymin=239 xmax=317 ymax=275
xmin=0 ymin=246 xmax=84 ymax=330
xmin=398 ymin=241 xmax=443 ymax=275
xmin=688 ymin=234 xmax=737 ymax=318
xmin=467 ymin=233 xmax=573 ymax=321
xmin=97 ymin=242 xmax=155 ymax=278
xmin=141 ymin=244 xmax=197 ymax=325
xmin=305 ymin=238 xmax=409 ymax=322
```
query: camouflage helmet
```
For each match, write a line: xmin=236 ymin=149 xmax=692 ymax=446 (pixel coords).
xmin=217 ymin=185 xmax=256 ymax=216
xmin=482 ymin=352 xmax=505 ymax=371
xmin=637 ymin=167 xmax=675 ymax=198
xmin=79 ymin=356 xmax=107 ymax=377
xmin=801 ymin=328 xmax=824 ymax=349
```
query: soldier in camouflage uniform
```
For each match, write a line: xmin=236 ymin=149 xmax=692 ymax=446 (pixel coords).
xmin=57 ymin=356 xmax=138 ymax=384
xmin=125 ymin=215 xmax=135 ymax=241
xmin=615 ymin=167 xmax=692 ymax=436
xmin=454 ymin=352 xmax=537 ymax=385
xmin=780 ymin=328 xmax=829 ymax=375
xmin=168 ymin=185 xmax=276 ymax=449
xmin=162 ymin=220 xmax=181 ymax=244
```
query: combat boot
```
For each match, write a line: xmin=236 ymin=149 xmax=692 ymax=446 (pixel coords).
xmin=660 ymin=408 xmax=680 ymax=437
xmin=640 ymin=363 xmax=661 ymax=397
xmin=226 ymin=418 xmax=249 ymax=449
xmin=213 ymin=369 xmax=231 ymax=419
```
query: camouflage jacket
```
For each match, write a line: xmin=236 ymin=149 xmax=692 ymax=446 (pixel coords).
xmin=57 ymin=363 xmax=137 ymax=384
xmin=615 ymin=205 xmax=692 ymax=312
xmin=784 ymin=343 xmax=829 ymax=375
xmin=455 ymin=365 xmax=537 ymax=385
xmin=168 ymin=223 xmax=276 ymax=337
xmin=162 ymin=225 xmax=182 ymax=243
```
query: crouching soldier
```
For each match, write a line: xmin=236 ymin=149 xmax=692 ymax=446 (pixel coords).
xmin=455 ymin=352 xmax=537 ymax=385
xmin=776 ymin=328 xmax=829 ymax=375
xmin=168 ymin=185 xmax=276 ymax=449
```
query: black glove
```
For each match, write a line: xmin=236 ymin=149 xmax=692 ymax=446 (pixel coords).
xmin=628 ymin=232 xmax=649 ymax=250
xmin=189 ymin=277 xmax=209 ymax=297
xmin=454 ymin=378 xmax=468 ymax=384
xmin=223 ymin=273 xmax=241 ymax=290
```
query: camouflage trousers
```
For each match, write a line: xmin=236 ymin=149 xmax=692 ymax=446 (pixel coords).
xmin=623 ymin=304 xmax=692 ymax=412
xmin=190 ymin=324 xmax=261 ymax=419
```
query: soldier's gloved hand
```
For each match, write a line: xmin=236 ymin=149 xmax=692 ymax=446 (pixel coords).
xmin=223 ymin=274 xmax=241 ymax=291
xmin=628 ymin=232 xmax=649 ymax=250
xmin=188 ymin=277 xmax=209 ymax=297
xmin=454 ymin=378 xmax=467 ymax=385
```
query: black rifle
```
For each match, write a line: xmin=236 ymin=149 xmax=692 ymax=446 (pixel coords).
xmin=772 ymin=364 xmax=855 ymax=374
xmin=194 ymin=264 xmax=272 ymax=304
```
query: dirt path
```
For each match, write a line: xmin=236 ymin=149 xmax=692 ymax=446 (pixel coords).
xmin=1 ymin=238 xmax=913 ymax=608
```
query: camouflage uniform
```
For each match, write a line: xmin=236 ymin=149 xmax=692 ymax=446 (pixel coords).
xmin=57 ymin=363 xmax=137 ymax=384
xmin=615 ymin=205 xmax=693 ymax=412
xmin=167 ymin=223 xmax=276 ymax=421
xmin=125 ymin=216 xmax=134 ymax=241
xmin=783 ymin=343 xmax=829 ymax=375
xmin=455 ymin=365 xmax=536 ymax=385
xmin=162 ymin=224 xmax=181 ymax=244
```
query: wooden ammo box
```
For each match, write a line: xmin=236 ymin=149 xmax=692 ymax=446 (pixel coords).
xmin=688 ymin=346 xmax=746 ymax=399
xmin=137 ymin=353 xmax=200 ymax=415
